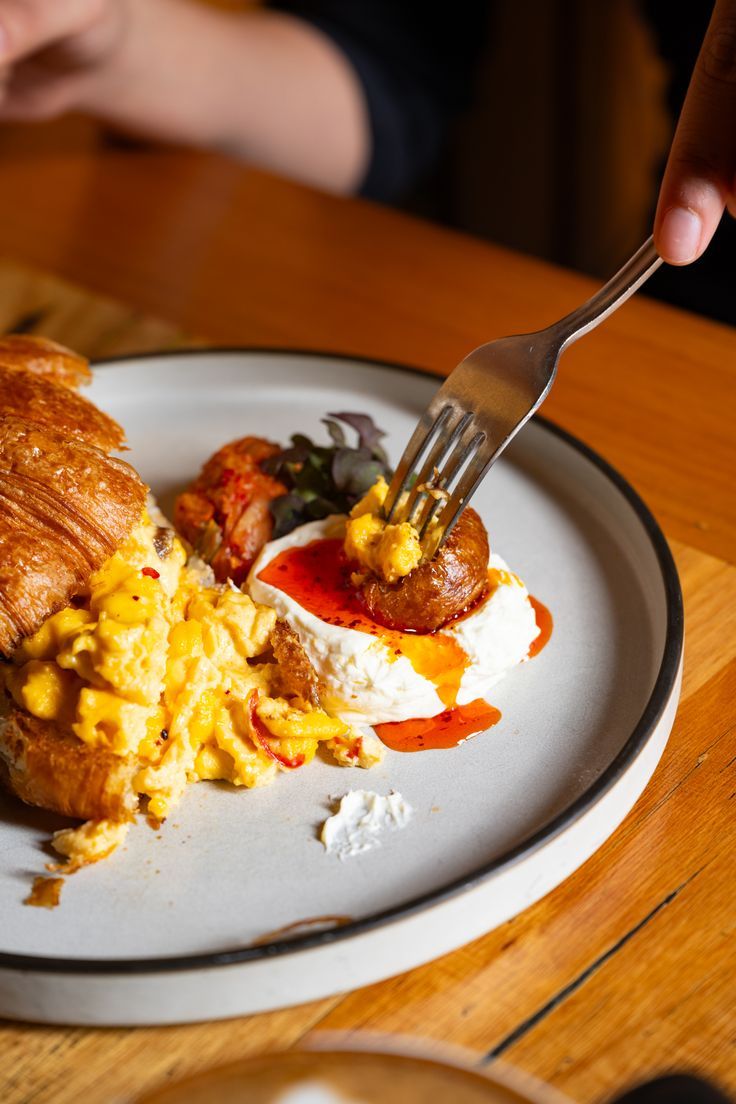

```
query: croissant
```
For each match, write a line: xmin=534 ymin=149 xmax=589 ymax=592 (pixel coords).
xmin=0 ymin=416 xmax=146 ymax=655
xmin=0 ymin=334 xmax=91 ymax=390
xmin=0 ymin=701 xmax=139 ymax=820
xmin=0 ymin=365 xmax=126 ymax=452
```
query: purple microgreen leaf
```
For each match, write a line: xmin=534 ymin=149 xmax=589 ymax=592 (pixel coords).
xmin=260 ymin=412 xmax=394 ymax=538
xmin=348 ymin=458 xmax=387 ymax=497
xmin=328 ymin=412 xmax=386 ymax=455
xmin=331 ymin=447 xmax=370 ymax=492
xmin=321 ymin=418 xmax=347 ymax=447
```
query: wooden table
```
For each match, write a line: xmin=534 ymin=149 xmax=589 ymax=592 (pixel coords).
xmin=0 ymin=126 xmax=734 ymax=1104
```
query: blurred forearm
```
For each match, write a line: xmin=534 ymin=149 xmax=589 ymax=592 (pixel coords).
xmin=0 ymin=0 xmax=371 ymax=193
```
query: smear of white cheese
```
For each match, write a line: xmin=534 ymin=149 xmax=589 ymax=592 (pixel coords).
xmin=321 ymin=790 xmax=413 ymax=859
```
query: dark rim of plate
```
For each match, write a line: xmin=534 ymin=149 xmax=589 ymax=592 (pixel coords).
xmin=0 ymin=348 xmax=684 ymax=976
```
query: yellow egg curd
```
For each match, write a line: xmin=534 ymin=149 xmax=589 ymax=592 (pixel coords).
xmin=5 ymin=512 xmax=380 ymax=870
xmin=344 ymin=476 xmax=423 ymax=584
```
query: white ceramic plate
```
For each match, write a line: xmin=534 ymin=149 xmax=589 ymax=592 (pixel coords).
xmin=0 ymin=351 xmax=683 ymax=1026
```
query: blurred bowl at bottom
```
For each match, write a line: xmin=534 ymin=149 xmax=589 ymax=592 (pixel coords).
xmin=134 ymin=1043 xmax=573 ymax=1104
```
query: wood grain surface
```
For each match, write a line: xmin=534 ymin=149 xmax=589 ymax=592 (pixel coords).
xmin=0 ymin=126 xmax=733 ymax=1104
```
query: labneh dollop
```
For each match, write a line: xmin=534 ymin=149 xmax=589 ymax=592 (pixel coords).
xmin=321 ymin=790 xmax=413 ymax=858
xmin=248 ymin=516 xmax=539 ymax=727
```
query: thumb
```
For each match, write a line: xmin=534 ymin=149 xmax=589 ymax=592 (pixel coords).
xmin=654 ymin=0 xmax=736 ymax=265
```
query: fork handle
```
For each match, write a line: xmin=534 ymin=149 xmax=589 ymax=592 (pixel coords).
xmin=551 ymin=236 xmax=663 ymax=350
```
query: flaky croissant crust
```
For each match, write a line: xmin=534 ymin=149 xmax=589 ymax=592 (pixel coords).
xmin=0 ymin=334 xmax=92 ymax=390
xmin=0 ymin=699 xmax=139 ymax=820
xmin=0 ymin=365 xmax=125 ymax=452
xmin=0 ymin=336 xmax=146 ymax=655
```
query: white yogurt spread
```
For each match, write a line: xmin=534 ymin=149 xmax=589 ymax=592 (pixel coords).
xmin=248 ymin=516 xmax=539 ymax=725
xmin=321 ymin=790 xmax=413 ymax=858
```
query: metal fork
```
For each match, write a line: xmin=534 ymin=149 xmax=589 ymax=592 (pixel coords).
xmin=383 ymin=236 xmax=662 ymax=553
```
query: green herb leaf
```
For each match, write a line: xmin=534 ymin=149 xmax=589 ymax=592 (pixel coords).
xmin=270 ymin=492 xmax=307 ymax=539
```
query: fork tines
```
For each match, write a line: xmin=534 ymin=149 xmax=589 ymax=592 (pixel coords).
xmin=383 ymin=401 xmax=490 ymax=552
xmin=381 ymin=237 xmax=663 ymax=560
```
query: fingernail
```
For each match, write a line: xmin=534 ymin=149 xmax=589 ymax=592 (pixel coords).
xmin=659 ymin=206 xmax=702 ymax=264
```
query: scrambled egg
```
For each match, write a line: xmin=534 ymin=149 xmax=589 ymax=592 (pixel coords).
xmin=344 ymin=477 xmax=423 ymax=584
xmin=5 ymin=512 xmax=377 ymax=871
xmin=51 ymin=819 xmax=131 ymax=874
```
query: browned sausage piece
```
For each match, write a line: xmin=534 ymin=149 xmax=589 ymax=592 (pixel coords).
xmin=360 ymin=508 xmax=489 ymax=633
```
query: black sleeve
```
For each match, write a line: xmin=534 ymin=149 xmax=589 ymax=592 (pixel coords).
xmin=268 ymin=0 xmax=489 ymax=201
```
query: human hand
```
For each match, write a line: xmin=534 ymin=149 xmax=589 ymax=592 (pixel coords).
xmin=0 ymin=0 xmax=127 ymax=121
xmin=654 ymin=0 xmax=736 ymax=264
